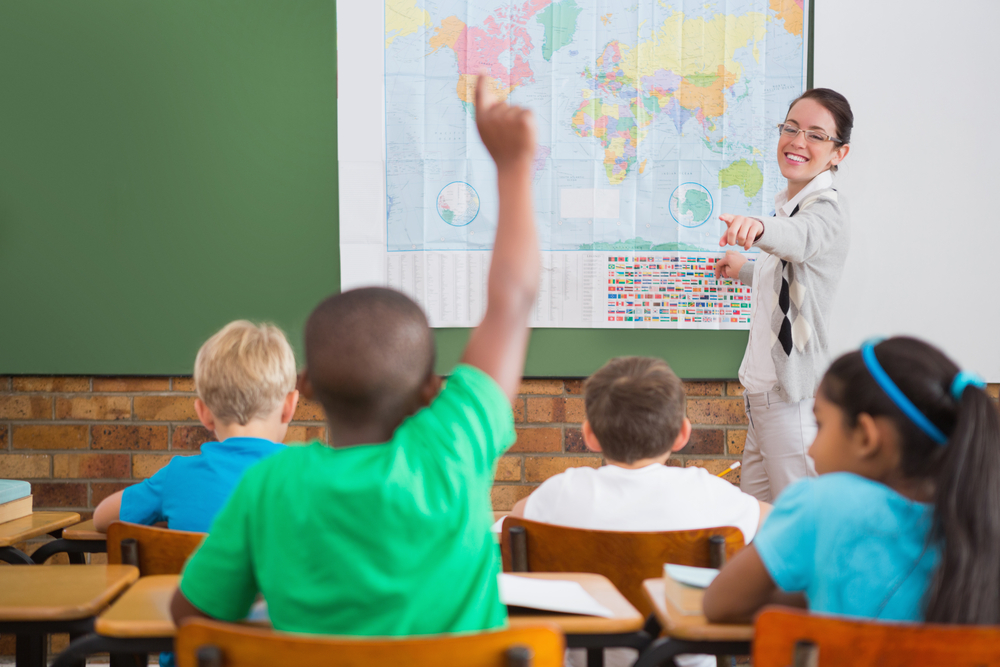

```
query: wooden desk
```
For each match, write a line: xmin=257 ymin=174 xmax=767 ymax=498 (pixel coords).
xmin=0 ymin=511 xmax=81 ymax=565
xmin=30 ymin=519 xmax=108 ymax=565
xmin=633 ymin=578 xmax=752 ymax=667
xmin=95 ymin=574 xmax=177 ymax=638
xmin=507 ymin=573 xmax=652 ymax=667
xmin=63 ymin=520 xmax=105 ymax=542
xmin=0 ymin=564 xmax=138 ymax=667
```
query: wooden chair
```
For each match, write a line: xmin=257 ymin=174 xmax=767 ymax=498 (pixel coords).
xmin=106 ymin=521 xmax=205 ymax=576
xmin=501 ymin=516 xmax=744 ymax=617
xmin=754 ymin=607 xmax=1000 ymax=667
xmin=175 ymin=618 xmax=565 ymax=667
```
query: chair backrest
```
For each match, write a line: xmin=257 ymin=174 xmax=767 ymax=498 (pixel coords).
xmin=500 ymin=517 xmax=744 ymax=616
xmin=175 ymin=618 xmax=565 ymax=667
xmin=106 ymin=521 xmax=206 ymax=576
xmin=754 ymin=607 xmax=1000 ymax=667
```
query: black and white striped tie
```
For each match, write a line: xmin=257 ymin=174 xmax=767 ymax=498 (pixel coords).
xmin=777 ymin=204 xmax=800 ymax=356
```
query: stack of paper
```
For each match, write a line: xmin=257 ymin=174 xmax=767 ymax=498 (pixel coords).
xmin=498 ymin=574 xmax=614 ymax=618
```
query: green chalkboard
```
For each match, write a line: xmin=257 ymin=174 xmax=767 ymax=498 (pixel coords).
xmin=0 ymin=0 xmax=748 ymax=379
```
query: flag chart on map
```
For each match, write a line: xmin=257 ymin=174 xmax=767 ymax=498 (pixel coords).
xmin=338 ymin=0 xmax=809 ymax=329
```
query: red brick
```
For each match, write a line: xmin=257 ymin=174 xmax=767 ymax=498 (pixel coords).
xmin=666 ymin=458 xmax=682 ymax=468
xmin=56 ymin=396 xmax=130 ymax=421
xmin=564 ymin=397 xmax=586 ymax=423
xmin=512 ymin=398 xmax=525 ymax=423
xmin=564 ymin=427 xmax=587 ymax=453
xmin=727 ymin=430 xmax=747 ymax=456
xmin=0 ymin=376 xmax=8 ymax=390
xmin=92 ymin=425 xmax=168 ymax=450
xmin=93 ymin=377 xmax=171 ymax=392
xmin=172 ymin=377 xmax=196 ymax=392
xmin=292 ymin=398 xmax=325 ymax=421
xmin=0 ymin=454 xmax=51 ymax=478
xmin=687 ymin=398 xmax=747 ymax=425
xmin=564 ymin=379 xmax=585 ymax=395
xmin=91 ymin=482 xmax=134 ymax=506
xmin=0 ymin=425 xmax=6 ymax=448
xmin=495 ymin=456 xmax=521 ymax=482
xmin=133 ymin=454 xmax=185 ymax=478
xmin=53 ymin=453 xmax=130 ymax=479
xmin=490 ymin=485 xmax=534 ymax=511
xmin=0 ymin=396 xmax=52 ymax=420
xmin=13 ymin=377 xmax=90 ymax=392
xmin=987 ymin=384 xmax=999 ymax=399
xmin=32 ymin=482 xmax=88 ymax=507
xmin=172 ymin=426 xmax=216 ymax=451
xmin=283 ymin=425 xmax=327 ymax=445
xmin=133 ymin=396 xmax=197 ymax=421
xmin=518 ymin=379 xmax=563 ymax=395
xmin=509 ymin=428 xmax=562 ymax=453
xmin=525 ymin=456 xmax=601 ymax=482
xmin=683 ymin=381 xmax=724 ymax=396
xmin=726 ymin=382 xmax=745 ymax=396
xmin=0 ymin=634 xmax=14 ymax=655
xmin=526 ymin=397 xmax=563 ymax=423
xmin=13 ymin=425 xmax=88 ymax=450
xmin=679 ymin=429 xmax=725 ymax=455
xmin=685 ymin=458 xmax=741 ymax=485
xmin=50 ymin=635 xmax=70 ymax=653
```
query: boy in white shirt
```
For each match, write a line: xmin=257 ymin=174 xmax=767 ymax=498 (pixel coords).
xmin=510 ymin=356 xmax=770 ymax=667
xmin=512 ymin=356 xmax=769 ymax=538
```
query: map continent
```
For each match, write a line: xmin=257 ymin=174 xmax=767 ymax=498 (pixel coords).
xmin=385 ymin=0 xmax=807 ymax=253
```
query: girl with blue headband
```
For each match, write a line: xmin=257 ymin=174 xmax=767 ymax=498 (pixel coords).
xmin=704 ymin=337 xmax=1000 ymax=624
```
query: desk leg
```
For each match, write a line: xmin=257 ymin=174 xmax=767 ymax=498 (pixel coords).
xmin=0 ymin=547 xmax=34 ymax=565
xmin=15 ymin=633 xmax=46 ymax=667
xmin=586 ymin=647 xmax=604 ymax=667
xmin=110 ymin=653 xmax=149 ymax=667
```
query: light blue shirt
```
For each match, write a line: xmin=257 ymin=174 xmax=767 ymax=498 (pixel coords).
xmin=120 ymin=437 xmax=285 ymax=533
xmin=754 ymin=473 xmax=939 ymax=621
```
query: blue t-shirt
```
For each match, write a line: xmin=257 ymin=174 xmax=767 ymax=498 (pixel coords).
xmin=120 ymin=437 xmax=286 ymax=533
xmin=754 ymin=473 xmax=939 ymax=621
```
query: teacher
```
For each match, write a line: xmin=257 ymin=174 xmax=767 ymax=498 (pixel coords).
xmin=714 ymin=89 xmax=853 ymax=503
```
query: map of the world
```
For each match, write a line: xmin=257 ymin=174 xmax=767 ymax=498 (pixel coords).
xmin=384 ymin=0 xmax=807 ymax=254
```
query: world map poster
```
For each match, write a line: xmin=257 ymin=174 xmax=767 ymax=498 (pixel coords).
xmin=338 ymin=0 xmax=808 ymax=328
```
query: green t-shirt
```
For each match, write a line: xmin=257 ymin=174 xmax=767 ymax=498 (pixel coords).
xmin=179 ymin=364 xmax=515 ymax=636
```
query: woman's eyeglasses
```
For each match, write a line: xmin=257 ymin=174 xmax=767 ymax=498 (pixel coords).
xmin=776 ymin=122 xmax=843 ymax=144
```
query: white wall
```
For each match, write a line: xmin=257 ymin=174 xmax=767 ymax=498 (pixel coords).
xmin=815 ymin=0 xmax=1000 ymax=379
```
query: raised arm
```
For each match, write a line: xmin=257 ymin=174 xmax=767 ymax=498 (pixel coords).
xmin=460 ymin=75 xmax=540 ymax=401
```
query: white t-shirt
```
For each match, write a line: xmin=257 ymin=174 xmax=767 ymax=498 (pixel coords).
xmin=523 ymin=463 xmax=760 ymax=543
xmin=524 ymin=463 xmax=760 ymax=667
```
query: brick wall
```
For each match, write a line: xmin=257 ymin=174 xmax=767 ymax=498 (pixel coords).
xmin=0 ymin=375 xmax=753 ymax=525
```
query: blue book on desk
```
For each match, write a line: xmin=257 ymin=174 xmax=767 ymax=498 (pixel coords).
xmin=0 ymin=480 xmax=31 ymax=505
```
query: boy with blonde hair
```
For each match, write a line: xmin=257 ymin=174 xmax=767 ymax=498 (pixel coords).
xmin=170 ymin=75 xmax=540 ymax=637
xmin=93 ymin=320 xmax=299 ymax=532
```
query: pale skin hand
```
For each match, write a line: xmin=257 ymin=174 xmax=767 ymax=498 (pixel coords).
xmin=718 ymin=214 xmax=764 ymax=251
xmin=713 ymin=250 xmax=748 ymax=280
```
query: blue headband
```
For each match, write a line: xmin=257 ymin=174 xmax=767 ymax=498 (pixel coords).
xmin=950 ymin=370 xmax=986 ymax=401
xmin=860 ymin=342 xmax=948 ymax=445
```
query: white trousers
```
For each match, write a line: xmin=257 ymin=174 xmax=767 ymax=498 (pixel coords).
xmin=740 ymin=392 xmax=818 ymax=503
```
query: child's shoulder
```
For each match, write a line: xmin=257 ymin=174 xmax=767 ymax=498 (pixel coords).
xmin=781 ymin=473 xmax=905 ymax=513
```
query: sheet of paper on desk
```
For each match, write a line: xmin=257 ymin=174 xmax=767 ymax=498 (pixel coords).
xmin=665 ymin=564 xmax=719 ymax=589
xmin=498 ymin=574 xmax=615 ymax=618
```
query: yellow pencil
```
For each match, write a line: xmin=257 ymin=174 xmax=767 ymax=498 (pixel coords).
xmin=716 ymin=461 xmax=741 ymax=477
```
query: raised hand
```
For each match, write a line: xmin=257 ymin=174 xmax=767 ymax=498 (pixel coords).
xmin=474 ymin=73 xmax=536 ymax=173
xmin=714 ymin=250 xmax=748 ymax=280
xmin=719 ymin=214 xmax=764 ymax=251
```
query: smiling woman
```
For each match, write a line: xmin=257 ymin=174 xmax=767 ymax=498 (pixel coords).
xmin=712 ymin=89 xmax=855 ymax=503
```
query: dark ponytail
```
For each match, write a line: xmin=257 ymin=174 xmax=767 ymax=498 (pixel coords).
xmin=820 ymin=337 xmax=1000 ymax=624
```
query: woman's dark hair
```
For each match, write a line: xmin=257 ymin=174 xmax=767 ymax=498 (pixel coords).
xmin=787 ymin=88 xmax=853 ymax=172
xmin=820 ymin=336 xmax=1000 ymax=624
